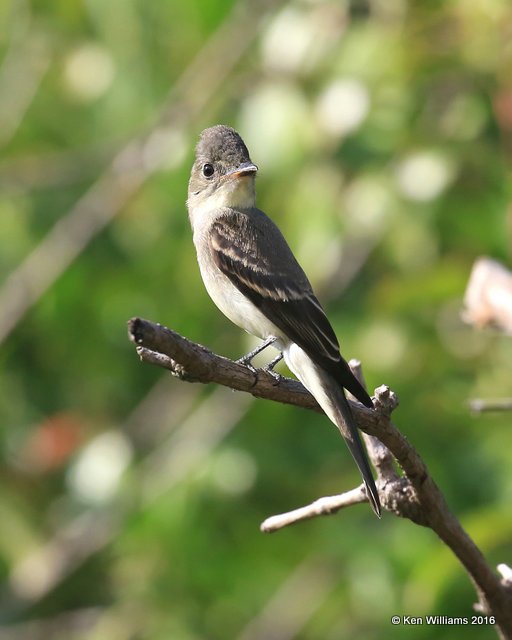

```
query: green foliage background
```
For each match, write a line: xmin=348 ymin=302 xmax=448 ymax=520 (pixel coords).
xmin=0 ymin=0 xmax=511 ymax=638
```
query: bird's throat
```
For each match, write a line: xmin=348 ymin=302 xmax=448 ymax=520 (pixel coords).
xmin=208 ymin=176 xmax=256 ymax=210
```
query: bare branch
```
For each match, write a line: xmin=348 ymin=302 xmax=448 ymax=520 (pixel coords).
xmin=130 ymin=318 xmax=321 ymax=412
xmin=261 ymin=486 xmax=368 ymax=532
xmin=128 ymin=316 xmax=512 ymax=638
xmin=468 ymin=398 xmax=512 ymax=413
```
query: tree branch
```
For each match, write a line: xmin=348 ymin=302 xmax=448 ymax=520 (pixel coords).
xmin=261 ymin=486 xmax=368 ymax=532
xmin=128 ymin=316 xmax=512 ymax=639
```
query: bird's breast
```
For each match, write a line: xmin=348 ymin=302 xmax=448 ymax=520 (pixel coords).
xmin=193 ymin=230 xmax=284 ymax=342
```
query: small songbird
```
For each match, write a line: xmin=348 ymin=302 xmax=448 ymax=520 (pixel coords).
xmin=187 ymin=125 xmax=380 ymax=517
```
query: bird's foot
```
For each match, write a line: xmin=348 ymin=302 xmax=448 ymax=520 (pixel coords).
xmin=236 ymin=336 xmax=278 ymax=372
xmin=236 ymin=356 xmax=257 ymax=374
xmin=262 ymin=353 xmax=283 ymax=385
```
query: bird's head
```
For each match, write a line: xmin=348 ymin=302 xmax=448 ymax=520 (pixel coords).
xmin=188 ymin=125 xmax=258 ymax=212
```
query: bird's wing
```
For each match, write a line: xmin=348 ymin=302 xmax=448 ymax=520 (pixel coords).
xmin=210 ymin=210 xmax=373 ymax=407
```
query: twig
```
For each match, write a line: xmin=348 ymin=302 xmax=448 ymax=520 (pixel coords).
xmin=128 ymin=316 xmax=512 ymax=639
xmin=261 ymin=486 xmax=367 ymax=532
xmin=468 ymin=398 xmax=512 ymax=413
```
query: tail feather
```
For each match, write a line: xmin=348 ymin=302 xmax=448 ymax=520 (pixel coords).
xmin=284 ymin=344 xmax=381 ymax=517
xmin=334 ymin=389 xmax=381 ymax=517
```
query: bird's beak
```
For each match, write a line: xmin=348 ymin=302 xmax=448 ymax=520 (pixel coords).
xmin=227 ymin=162 xmax=258 ymax=178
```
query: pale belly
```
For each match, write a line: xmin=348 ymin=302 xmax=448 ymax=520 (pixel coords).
xmin=197 ymin=252 xmax=286 ymax=344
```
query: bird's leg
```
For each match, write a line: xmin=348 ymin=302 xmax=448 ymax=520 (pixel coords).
xmin=262 ymin=352 xmax=283 ymax=384
xmin=237 ymin=335 xmax=278 ymax=372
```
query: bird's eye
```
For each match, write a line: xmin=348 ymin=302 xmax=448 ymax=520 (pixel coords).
xmin=202 ymin=163 xmax=214 ymax=178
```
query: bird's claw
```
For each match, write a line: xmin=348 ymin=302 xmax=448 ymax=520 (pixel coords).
xmin=263 ymin=366 xmax=282 ymax=385
xmin=236 ymin=356 xmax=258 ymax=374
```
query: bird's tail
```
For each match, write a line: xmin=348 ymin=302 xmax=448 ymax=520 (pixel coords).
xmin=285 ymin=345 xmax=381 ymax=516
xmin=331 ymin=386 xmax=381 ymax=517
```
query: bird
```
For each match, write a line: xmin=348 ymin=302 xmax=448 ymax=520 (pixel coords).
xmin=186 ymin=124 xmax=381 ymax=517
